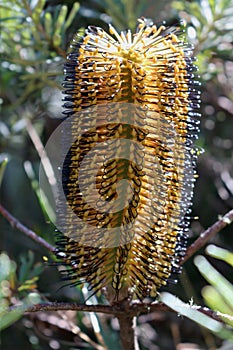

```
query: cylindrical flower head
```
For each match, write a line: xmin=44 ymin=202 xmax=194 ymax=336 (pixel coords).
xmin=57 ymin=18 xmax=201 ymax=301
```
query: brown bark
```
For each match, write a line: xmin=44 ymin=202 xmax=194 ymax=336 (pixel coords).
xmin=117 ymin=315 xmax=139 ymax=350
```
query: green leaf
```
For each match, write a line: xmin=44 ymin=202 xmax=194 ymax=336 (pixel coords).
xmin=0 ymin=157 xmax=8 ymax=187
xmin=31 ymin=0 xmax=46 ymax=24
xmin=44 ymin=12 xmax=52 ymax=36
xmin=194 ymin=255 xmax=233 ymax=309
xmin=206 ymin=245 xmax=233 ymax=266
xmin=18 ymin=277 xmax=39 ymax=292
xmin=161 ymin=292 xmax=233 ymax=341
xmin=202 ymin=285 xmax=233 ymax=327
xmin=18 ymin=251 xmax=41 ymax=284
xmin=24 ymin=161 xmax=56 ymax=222
xmin=0 ymin=293 xmax=41 ymax=331
xmin=18 ymin=253 xmax=33 ymax=284
xmin=53 ymin=5 xmax=68 ymax=46
xmin=0 ymin=252 xmax=16 ymax=282
xmin=0 ymin=306 xmax=26 ymax=331
xmin=64 ymin=2 xmax=80 ymax=30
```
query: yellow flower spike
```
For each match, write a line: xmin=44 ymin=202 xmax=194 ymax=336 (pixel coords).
xmin=58 ymin=18 xmax=201 ymax=301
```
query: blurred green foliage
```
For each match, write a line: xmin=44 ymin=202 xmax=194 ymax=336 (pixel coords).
xmin=0 ymin=0 xmax=233 ymax=349
xmin=195 ymin=245 xmax=233 ymax=328
xmin=0 ymin=251 xmax=42 ymax=331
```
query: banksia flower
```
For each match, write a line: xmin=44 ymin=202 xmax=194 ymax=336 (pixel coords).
xmin=57 ymin=18 xmax=200 ymax=301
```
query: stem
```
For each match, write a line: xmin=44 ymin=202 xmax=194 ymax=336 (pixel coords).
xmin=21 ymin=302 xmax=115 ymax=314
xmin=117 ymin=314 xmax=139 ymax=350
xmin=11 ymin=300 xmax=166 ymax=316
xmin=181 ymin=209 xmax=233 ymax=264
xmin=0 ymin=203 xmax=56 ymax=254
xmin=25 ymin=118 xmax=58 ymax=201
xmin=11 ymin=301 xmax=223 ymax=327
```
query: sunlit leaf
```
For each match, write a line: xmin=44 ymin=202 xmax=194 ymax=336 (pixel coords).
xmin=161 ymin=292 xmax=233 ymax=341
xmin=64 ymin=2 xmax=80 ymax=30
xmin=194 ymin=255 xmax=233 ymax=309
xmin=0 ymin=157 xmax=8 ymax=187
xmin=206 ymin=245 xmax=233 ymax=266
xmin=0 ymin=307 xmax=26 ymax=331
xmin=202 ymin=285 xmax=233 ymax=327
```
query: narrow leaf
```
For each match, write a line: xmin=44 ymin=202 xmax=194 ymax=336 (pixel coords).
xmin=161 ymin=292 xmax=233 ymax=341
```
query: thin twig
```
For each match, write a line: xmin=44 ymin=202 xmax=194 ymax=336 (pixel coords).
xmin=25 ymin=118 xmax=58 ymax=200
xmin=10 ymin=301 xmax=223 ymax=324
xmin=82 ymin=286 xmax=108 ymax=349
xmin=55 ymin=309 xmax=106 ymax=350
xmin=181 ymin=209 xmax=233 ymax=264
xmin=12 ymin=301 xmax=115 ymax=314
xmin=11 ymin=300 xmax=164 ymax=316
xmin=0 ymin=203 xmax=56 ymax=254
